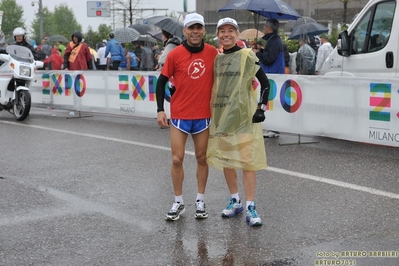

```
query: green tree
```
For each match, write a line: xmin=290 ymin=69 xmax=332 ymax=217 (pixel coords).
xmin=84 ymin=26 xmax=97 ymax=48
xmin=31 ymin=3 xmax=81 ymax=44
xmin=0 ymin=0 xmax=24 ymax=38
xmin=52 ymin=4 xmax=82 ymax=36
xmin=97 ymin=24 xmax=113 ymax=40
xmin=31 ymin=7 xmax=53 ymax=41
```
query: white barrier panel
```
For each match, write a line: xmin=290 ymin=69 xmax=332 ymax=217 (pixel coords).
xmin=30 ymin=70 xmax=399 ymax=147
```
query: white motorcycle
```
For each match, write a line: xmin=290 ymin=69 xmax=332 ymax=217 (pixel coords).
xmin=0 ymin=44 xmax=43 ymax=121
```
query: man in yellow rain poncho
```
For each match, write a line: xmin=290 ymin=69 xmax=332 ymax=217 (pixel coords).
xmin=207 ymin=18 xmax=270 ymax=226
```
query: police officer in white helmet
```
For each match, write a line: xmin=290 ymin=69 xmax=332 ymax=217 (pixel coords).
xmin=12 ymin=27 xmax=38 ymax=60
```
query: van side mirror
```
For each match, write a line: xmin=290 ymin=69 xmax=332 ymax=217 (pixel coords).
xmin=337 ymin=30 xmax=351 ymax=57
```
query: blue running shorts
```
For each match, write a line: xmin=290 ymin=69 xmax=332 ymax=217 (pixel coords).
xmin=171 ymin=118 xmax=211 ymax=134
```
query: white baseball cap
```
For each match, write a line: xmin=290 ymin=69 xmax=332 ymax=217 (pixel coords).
xmin=184 ymin=13 xmax=205 ymax=27
xmin=217 ymin=17 xmax=239 ymax=30
xmin=102 ymin=39 xmax=107 ymax=43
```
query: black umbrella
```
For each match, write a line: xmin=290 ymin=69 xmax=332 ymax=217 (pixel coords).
xmin=143 ymin=16 xmax=169 ymax=25
xmin=288 ymin=22 xmax=328 ymax=40
xmin=47 ymin=35 xmax=69 ymax=44
xmin=129 ymin=24 xmax=152 ymax=35
xmin=284 ymin=16 xmax=316 ymax=32
xmin=147 ymin=30 xmax=163 ymax=42
xmin=137 ymin=35 xmax=158 ymax=45
xmin=154 ymin=17 xmax=184 ymax=39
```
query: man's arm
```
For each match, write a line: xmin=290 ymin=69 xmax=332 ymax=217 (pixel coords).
xmin=156 ymin=74 xmax=168 ymax=112
xmin=104 ymin=43 xmax=110 ymax=58
xmin=156 ymin=74 xmax=169 ymax=128
xmin=126 ymin=54 xmax=131 ymax=70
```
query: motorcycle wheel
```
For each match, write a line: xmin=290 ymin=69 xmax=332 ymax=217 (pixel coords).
xmin=13 ymin=90 xmax=31 ymax=121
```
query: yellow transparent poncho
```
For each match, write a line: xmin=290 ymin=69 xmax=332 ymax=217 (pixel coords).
xmin=207 ymin=48 xmax=267 ymax=171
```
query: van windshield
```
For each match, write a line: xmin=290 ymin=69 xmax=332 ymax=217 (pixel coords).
xmin=352 ymin=0 xmax=395 ymax=54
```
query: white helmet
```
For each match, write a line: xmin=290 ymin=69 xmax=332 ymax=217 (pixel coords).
xmin=13 ymin=27 xmax=26 ymax=37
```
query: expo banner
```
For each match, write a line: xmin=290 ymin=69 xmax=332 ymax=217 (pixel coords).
xmin=30 ymin=70 xmax=399 ymax=147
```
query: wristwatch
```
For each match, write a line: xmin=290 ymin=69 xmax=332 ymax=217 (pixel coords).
xmin=258 ymin=104 xmax=266 ymax=111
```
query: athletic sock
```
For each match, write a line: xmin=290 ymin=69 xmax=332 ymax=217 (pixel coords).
xmin=246 ymin=200 xmax=254 ymax=210
xmin=175 ymin=195 xmax=183 ymax=204
xmin=231 ymin=193 xmax=240 ymax=202
xmin=196 ymin=193 xmax=205 ymax=202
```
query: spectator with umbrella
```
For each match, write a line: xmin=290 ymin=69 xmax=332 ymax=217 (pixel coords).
xmin=40 ymin=38 xmax=52 ymax=57
xmin=252 ymin=18 xmax=284 ymax=138
xmin=296 ymin=36 xmax=316 ymax=75
xmin=138 ymin=41 xmax=153 ymax=71
xmin=253 ymin=18 xmax=285 ymax=74
xmin=105 ymin=32 xmax=126 ymax=70
xmin=157 ymin=29 xmax=182 ymax=71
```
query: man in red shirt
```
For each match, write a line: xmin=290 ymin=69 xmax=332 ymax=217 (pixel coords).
xmin=156 ymin=13 xmax=218 ymax=221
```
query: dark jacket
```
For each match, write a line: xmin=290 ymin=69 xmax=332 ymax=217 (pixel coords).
xmin=256 ymin=32 xmax=285 ymax=74
xmin=15 ymin=39 xmax=39 ymax=60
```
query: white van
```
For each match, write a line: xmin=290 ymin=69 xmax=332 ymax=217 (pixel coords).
xmin=320 ymin=0 xmax=398 ymax=77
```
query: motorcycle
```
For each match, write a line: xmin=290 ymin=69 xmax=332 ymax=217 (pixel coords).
xmin=0 ymin=44 xmax=43 ymax=121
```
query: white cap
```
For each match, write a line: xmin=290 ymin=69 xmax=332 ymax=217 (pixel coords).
xmin=102 ymin=39 xmax=107 ymax=43
xmin=217 ymin=17 xmax=239 ymax=30
xmin=184 ymin=13 xmax=205 ymax=27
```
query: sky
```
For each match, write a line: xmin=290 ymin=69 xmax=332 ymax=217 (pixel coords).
xmin=18 ymin=0 xmax=196 ymax=35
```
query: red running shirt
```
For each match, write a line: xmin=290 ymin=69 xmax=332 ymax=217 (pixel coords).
xmin=161 ymin=44 xmax=218 ymax=119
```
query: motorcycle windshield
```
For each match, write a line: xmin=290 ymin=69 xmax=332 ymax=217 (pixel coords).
xmin=5 ymin=45 xmax=35 ymax=63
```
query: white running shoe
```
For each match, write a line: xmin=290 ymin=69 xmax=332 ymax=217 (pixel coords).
xmin=165 ymin=202 xmax=185 ymax=221
xmin=195 ymin=200 xmax=208 ymax=219
xmin=263 ymin=131 xmax=280 ymax=138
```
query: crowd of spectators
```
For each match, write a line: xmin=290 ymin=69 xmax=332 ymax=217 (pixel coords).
xmin=4 ymin=25 xmax=328 ymax=75
xmin=18 ymin=34 xmax=163 ymax=72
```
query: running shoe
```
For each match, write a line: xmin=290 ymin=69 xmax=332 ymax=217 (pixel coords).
xmin=195 ymin=200 xmax=208 ymax=219
xmin=246 ymin=204 xmax=263 ymax=226
xmin=165 ymin=202 xmax=185 ymax=221
xmin=221 ymin=198 xmax=244 ymax=218
xmin=263 ymin=130 xmax=280 ymax=138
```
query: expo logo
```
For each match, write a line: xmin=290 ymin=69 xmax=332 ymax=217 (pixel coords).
xmin=369 ymin=83 xmax=399 ymax=122
xmin=268 ymin=79 xmax=302 ymax=113
xmin=42 ymin=73 xmax=86 ymax=97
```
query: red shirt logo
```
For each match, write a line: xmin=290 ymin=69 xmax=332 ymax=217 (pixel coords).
xmin=187 ymin=59 xmax=206 ymax=79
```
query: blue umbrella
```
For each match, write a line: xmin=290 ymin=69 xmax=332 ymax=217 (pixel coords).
xmin=218 ymin=0 xmax=301 ymax=20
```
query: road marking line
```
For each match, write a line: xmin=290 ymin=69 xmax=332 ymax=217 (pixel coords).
xmin=2 ymin=120 xmax=399 ymax=200
xmin=267 ymin=167 xmax=399 ymax=200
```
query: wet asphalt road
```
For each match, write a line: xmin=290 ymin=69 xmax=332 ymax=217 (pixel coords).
xmin=0 ymin=107 xmax=398 ymax=266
